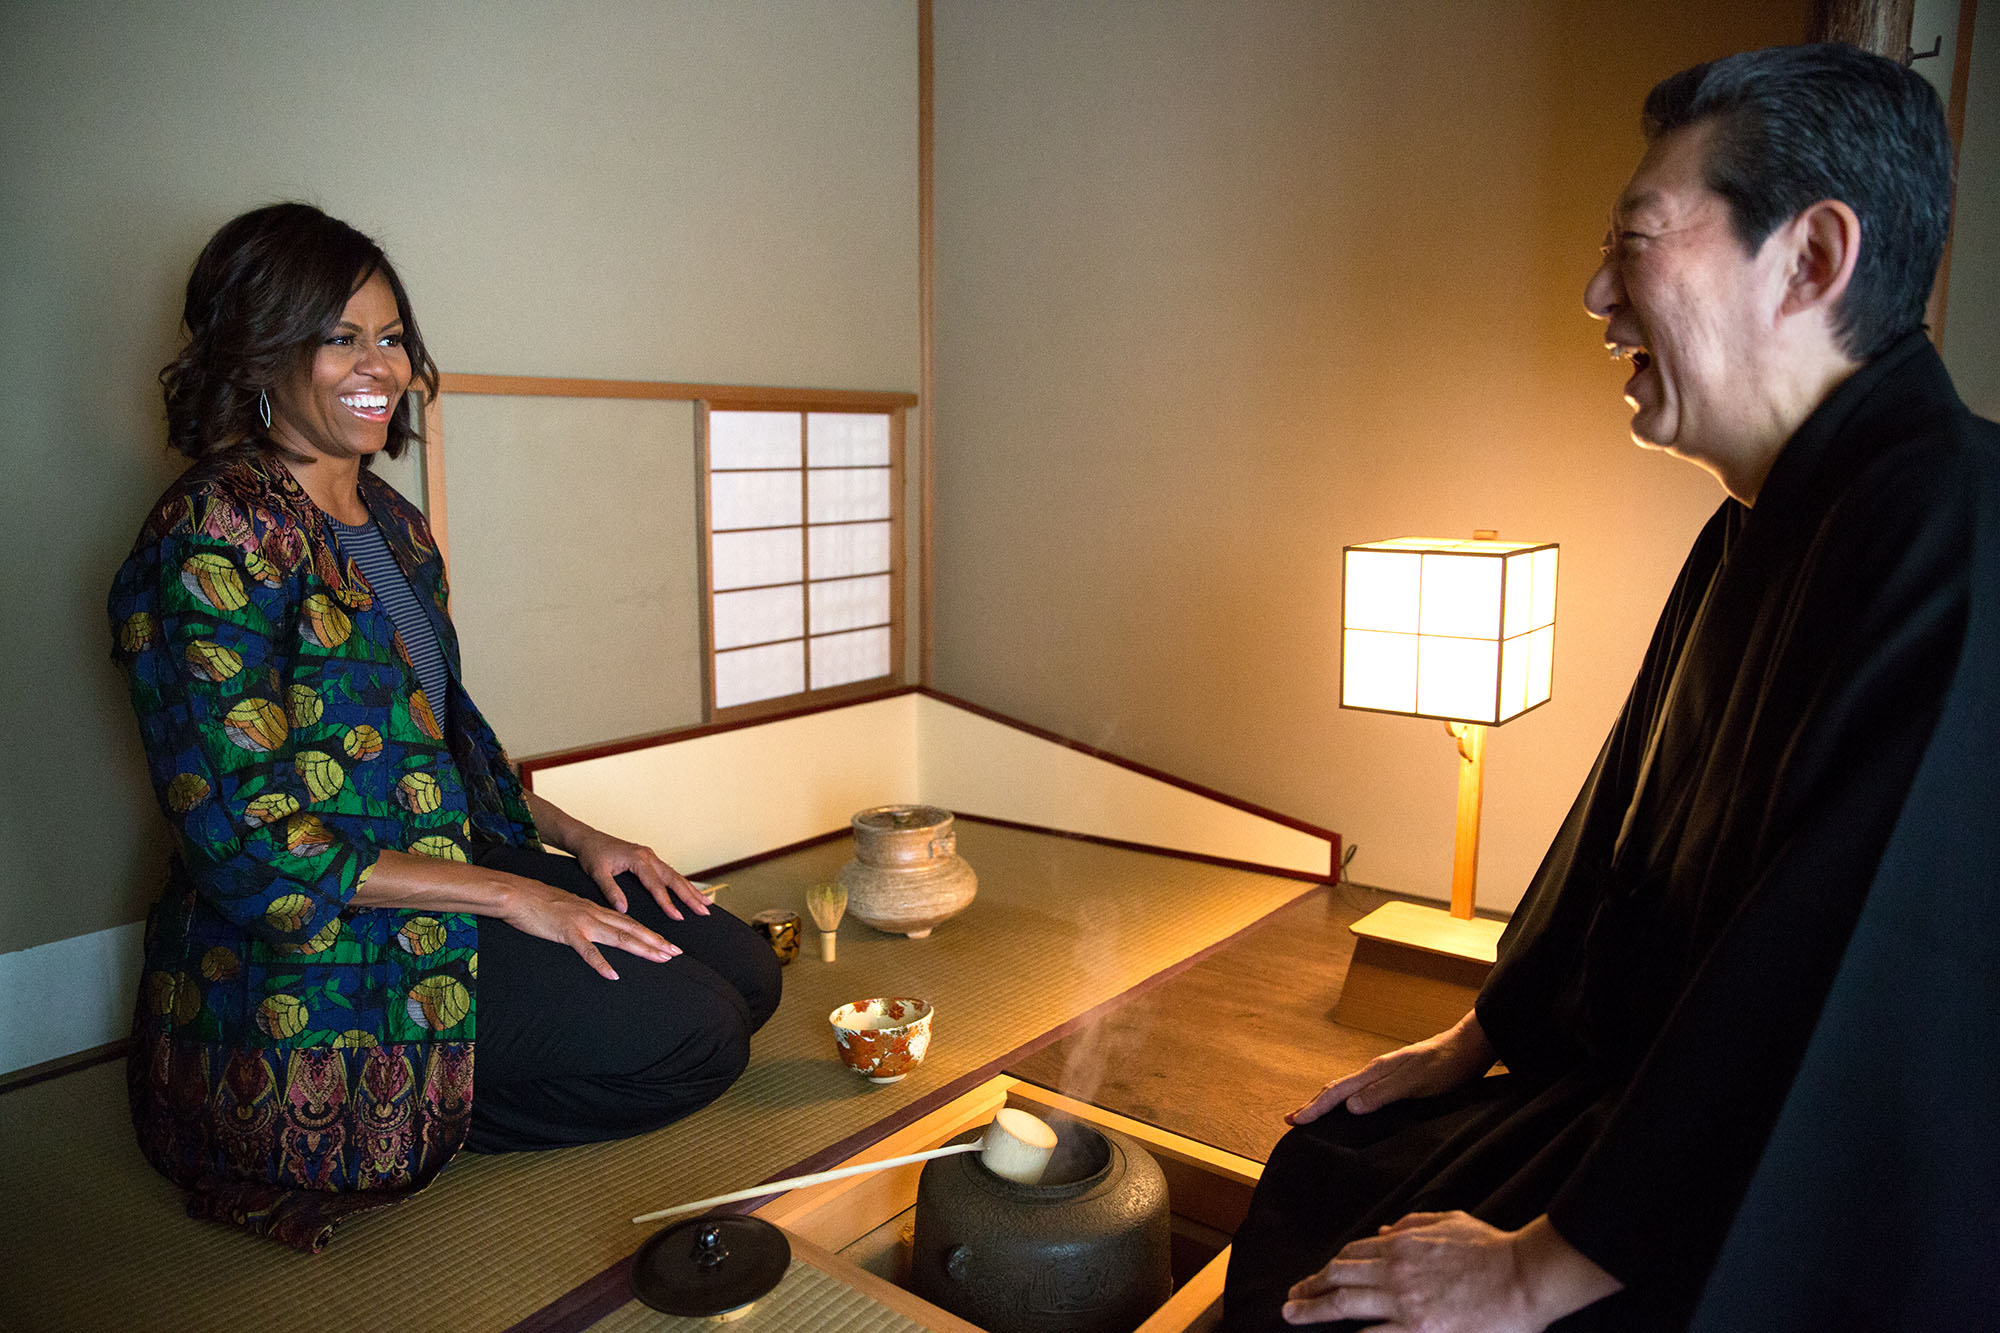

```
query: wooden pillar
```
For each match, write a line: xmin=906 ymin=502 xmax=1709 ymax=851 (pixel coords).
xmin=917 ymin=0 xmax=937 ymax=687
xmin=1806 ymin=0 xmax=1914 ymax=52
xmin=1809 ymin=0 xmax=1978 ymax=349
xmin=1925 ymin=1 xmax=1980 ymax=345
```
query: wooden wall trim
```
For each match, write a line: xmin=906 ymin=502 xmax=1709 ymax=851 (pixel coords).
xmin=953 ymin=812 xmax=1338 ymax=886
xmin=418 ymin=392 xmax=448 ymax=562
xmin=918 ymin=0 xmax=937 ymax=687
xmin=1927 ymin=0 xmax=1981 ymax=343
xmin=516 ymin=685 xmax=1342 ymax=881
xmin=915 ymin=687 xmax=1344 ymax=850
xmin=0 ymin=1039 xmax=130 ymax=1097
xmin=515 ymin=684 xmax=920 ymax=783
xmin=435 ymin=371 xmax=917 ymax=410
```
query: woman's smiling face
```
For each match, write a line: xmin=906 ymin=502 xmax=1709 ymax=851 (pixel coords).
xmin=267 ymin=269 xmax=411 ymax=463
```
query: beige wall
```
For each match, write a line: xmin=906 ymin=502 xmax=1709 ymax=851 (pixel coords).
xmin=930 ymin=0 xmax=1809 ymax=911
xmin=0 ymin=0 xmax=919 ymax=954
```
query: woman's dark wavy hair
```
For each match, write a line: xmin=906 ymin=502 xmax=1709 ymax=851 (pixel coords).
xmin=1642 ymin=43 xmax=1953 ymax=361
xmin=159 ymin=202 xmax=438 ymax=461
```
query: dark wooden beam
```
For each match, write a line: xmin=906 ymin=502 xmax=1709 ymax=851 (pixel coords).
xmin=1925 ymin=0 xmax=1980 ymax=344
xmin=1807 ymin=0 xmax=1914 ymax=52
xmin=1809 ymin=0 xmax=1977 ymax=351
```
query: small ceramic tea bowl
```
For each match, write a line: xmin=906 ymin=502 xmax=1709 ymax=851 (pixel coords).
xmin=829 ymin=997 xmax=933 ymax=1083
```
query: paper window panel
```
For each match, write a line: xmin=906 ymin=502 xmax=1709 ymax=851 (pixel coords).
xmin=810 ymin=626 xmax=892 ymax=689
xmin=1501 ymin=624 xmax=1555 ymax=715
xmin=808 ymin=467 xmax=892 ymax=523
xmin=1502 ymin=548 xmax=1560 ymax=638
xmin=715 ymin=641 xmax=806 ymax=709
xmin=710 ymin=471 xmax=802 ymax=531
xmin=1342 ymin=629 xmax=1418 ymax=713
xmin=808 ymin=412 xmax=892 ymax=466
xmin=713 ymin=585 xmax=803 ymax=650
xmin=810 ymin=574 xmax=891 ymax=634
xmin=712 ymin=528 xmax=802 ymax=592
xmin=1416 ymin=636 xmax=1500 ymax=724
xmin=809 ymin=521 xmax=892 ymax=578
xmin=1344 ymin=551 xmax=1421 ymax=633
xmin=1530 ymin=548 xmax=1559 ymax=627
xmin=709 ymin=410 xmax=802 ymax=469
xmin=1418 ymin=554 xmax=1503 ymax=638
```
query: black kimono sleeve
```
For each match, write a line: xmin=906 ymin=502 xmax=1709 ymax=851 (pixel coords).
xmin=1544 ymin=437 xmax=1972 ymax=1317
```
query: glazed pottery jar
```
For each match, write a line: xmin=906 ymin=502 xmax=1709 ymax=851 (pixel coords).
xmin=838 ymin=805 xmax=977 ymax=939
xmin=911 ymin=1118 xmax=1171 ymax=1333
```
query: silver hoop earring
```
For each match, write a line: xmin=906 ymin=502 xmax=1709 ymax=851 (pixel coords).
xmin=257 ymin=390 xmax=272 ymax=430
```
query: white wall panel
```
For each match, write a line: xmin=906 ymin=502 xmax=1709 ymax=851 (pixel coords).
xmin=444 ymin=395 xmax=702 ymax=755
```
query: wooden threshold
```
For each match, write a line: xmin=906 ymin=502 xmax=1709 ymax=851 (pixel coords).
xmin=436 ymin=371 xmax=917 ymax=411
xmin=0 ymin=1039 xmax=130 ymax=1097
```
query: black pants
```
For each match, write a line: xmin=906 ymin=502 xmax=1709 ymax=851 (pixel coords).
xmin=463 ymin=843 xmax=782 ymax=1153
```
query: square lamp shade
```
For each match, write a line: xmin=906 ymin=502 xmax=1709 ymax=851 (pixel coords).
xmin=1342 ymin=537 xmax=1558 ymax=725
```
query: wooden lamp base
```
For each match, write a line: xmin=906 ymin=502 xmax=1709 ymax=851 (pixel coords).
xmin=1331 ymin=901 xmax=1504 ymax=1043
xmin=1333 ymin=721 xmax=1505 ymax=1043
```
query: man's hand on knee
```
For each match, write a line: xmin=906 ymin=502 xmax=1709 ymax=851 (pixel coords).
xmin=1288 ymin=1011 xmax=1496 ymax=1124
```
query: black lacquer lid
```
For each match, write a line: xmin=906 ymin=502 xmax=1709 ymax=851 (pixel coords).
xmin=631 ymin=1214 xmax=791 ymax=1317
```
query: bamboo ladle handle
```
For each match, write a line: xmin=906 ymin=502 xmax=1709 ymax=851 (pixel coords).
xmin=632 ymin=1108 xmax=1057 ymax=1225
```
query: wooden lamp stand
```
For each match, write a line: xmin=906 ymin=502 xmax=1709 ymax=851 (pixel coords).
xmin=1332 ymin=720 xmax=1507 ymax=1042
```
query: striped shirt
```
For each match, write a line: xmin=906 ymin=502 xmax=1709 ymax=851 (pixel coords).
xmin=330 ymin=515 xmax=451 ymax=719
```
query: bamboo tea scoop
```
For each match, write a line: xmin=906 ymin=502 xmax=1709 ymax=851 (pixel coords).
xmin=632 ymin=1107 xmax=1058 ymax=1224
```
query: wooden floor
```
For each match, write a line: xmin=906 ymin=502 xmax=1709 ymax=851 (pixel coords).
xmin=1009 ymin=882 xmax=1408 ymax=1164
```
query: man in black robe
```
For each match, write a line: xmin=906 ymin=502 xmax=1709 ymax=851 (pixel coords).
xmin=1223 ymin=44 xmax=1998 ymax=1332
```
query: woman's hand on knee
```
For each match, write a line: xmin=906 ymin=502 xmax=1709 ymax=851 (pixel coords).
xmin=501 ymin=877 xmax=680 ymax=981
xmin=355 ymin=848 xmax=679 ymax=980
xmin=570 ymin=829 xmax=713 ymax=922
xmin=1288 ymin=1011 xmax=1496 ymax=1124
xmin=522 ymin=791 xmax=711 ymax=922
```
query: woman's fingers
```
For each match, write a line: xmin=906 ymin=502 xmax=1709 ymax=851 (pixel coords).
xmin=661 ymin=866 xmax=712 ymax=916
xmin=586 ymin=840 xmax=711 ymax=922
xmin=593 ymin=870 xmax=631 ymax=914
xmin=585 ymin=905 xmax=677 ymax=964
xmin=576 ymin=939 xmax=620 ymax=982
xmin=514 ymin=881 xmax=679 ymax=976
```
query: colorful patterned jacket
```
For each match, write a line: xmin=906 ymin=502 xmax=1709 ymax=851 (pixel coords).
xmin=108 ymin=445 xmax=537 ymax=1251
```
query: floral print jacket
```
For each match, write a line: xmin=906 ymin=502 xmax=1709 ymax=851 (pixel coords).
xmin=108 ymin=445 xmax=537 ymax=1251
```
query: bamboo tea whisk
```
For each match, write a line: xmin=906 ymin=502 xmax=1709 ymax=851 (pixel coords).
xmin=806 ymin=882 xmax=847 ymax=962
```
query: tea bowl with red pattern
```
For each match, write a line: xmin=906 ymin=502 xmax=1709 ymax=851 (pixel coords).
xmin=829 ymin=996 xmax=933 ymax=1083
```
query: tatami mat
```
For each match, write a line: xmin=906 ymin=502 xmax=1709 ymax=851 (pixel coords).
xmin=585 ymin=1260 xmax=928 ymax=1333
xmin=0 ymin=821 xmax=1310 ymax=1332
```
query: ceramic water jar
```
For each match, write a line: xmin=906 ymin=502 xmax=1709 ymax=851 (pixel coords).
xmin=911 ymin=1118 xmax=1172 ymax=1333
xmin=838 ymin=805 xmax=977 ymax=939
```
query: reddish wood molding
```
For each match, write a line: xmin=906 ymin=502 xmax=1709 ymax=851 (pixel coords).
xmin=436 ymin=372 xmax=917 ymax=410
xmin=952 ymin=812 xmax=1339 ymax=886
xmin=515 ymin=684 xmax=921 ymax=784
xmin=516 ymin=685 xmax=1341 ymax=881
xmin=916 ymin=687 xmax=1343 ymax=848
